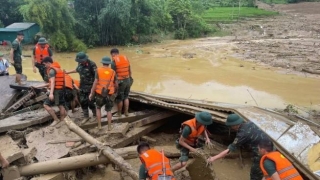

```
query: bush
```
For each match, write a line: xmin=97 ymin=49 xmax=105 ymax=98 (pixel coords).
xmin=186 ymin=14 xmax=212 ymax=38
xmin=70 ymin=38 xmax=87 ymax=52
xmin=174 ymin=28 xmax=189 ymax=40
xmin=50 ymin=31 xmax=68 ymax=52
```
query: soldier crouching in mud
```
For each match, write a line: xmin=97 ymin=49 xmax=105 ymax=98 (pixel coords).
xmin=207 ymin=114 xmax=271 ymax=180
xmin=171 ymin=111 xmax=213 ymax=172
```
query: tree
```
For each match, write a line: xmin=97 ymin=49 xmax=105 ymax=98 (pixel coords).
xmin=0 ymin=0 xmax=24 ymax=27
xmin=20 ymin=0 xmax=86 ymax=51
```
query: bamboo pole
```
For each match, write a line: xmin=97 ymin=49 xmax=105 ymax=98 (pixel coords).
xmin=64 ymin=116 xmax=139 ymax=180
xmin=19 ymin=146 xmax=137 ymax=176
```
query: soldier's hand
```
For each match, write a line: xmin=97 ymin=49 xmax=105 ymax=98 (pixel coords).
xmin=49 ymin=94 xmax=54 ymax=101
xmin=207 ymin=156 xmax=217 ymax=163
xmin=33 ymin=66 xmax=37 ymax=73
xmin=89 ymin=93 xmax=93 ymax=101
xmin=205 ymin=139 xmax=214 ymax=149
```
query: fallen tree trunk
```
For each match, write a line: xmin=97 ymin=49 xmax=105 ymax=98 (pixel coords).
xmin=65 ymin=116 xmax=139 ymax=180
xmin=19 ymin=146 xmax=137 ymax=176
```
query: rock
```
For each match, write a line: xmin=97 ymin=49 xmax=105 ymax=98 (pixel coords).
xmin=2 ymin=166 xmax=21 ymax=180
xmin=0 ymin=135 xmax=23 ymax=163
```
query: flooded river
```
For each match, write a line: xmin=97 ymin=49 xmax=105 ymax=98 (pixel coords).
xmin=8 ymin=37 xmax=320 ymax=110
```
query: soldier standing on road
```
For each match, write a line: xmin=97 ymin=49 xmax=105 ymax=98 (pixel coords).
xmin=10 ymin=31 xmax=24 ymax=85
xmin=207 ymin=114 xmax=269 ymax=180
xmin=65 ymin=52 xmax=97 ymax=119
xmin=32 ymin=37 xmax=53 ymax=82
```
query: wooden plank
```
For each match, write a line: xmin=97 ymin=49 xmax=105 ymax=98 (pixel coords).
xmin=88 ymin=122 xmax=129 ymax=137
xmin=0 ymin=107 xmax=59 ymax=133
xmin=131 ymin=111 xmax=177 ymax=128
xmin=0 ymin=76 xmax=19 ymax=112
xmin=0 ymin=135 xmax=23 ymax=163
xmin=111 ymin=120 xmax=167 ymax=148
xmin=24 ymin=94 xmax=48 ymax=106
xmin=26 ymin=124 xmax=81 ymax=162
xmin=80 ymin=109 xmax=159 ymax=130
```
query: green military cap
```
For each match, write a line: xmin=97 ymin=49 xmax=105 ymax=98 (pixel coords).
xmin=38 ymin=37 xmax=48 ymax=44
xmin=75 ymin=52 xmax=88 ymax=63
xmin=101 ymin=56 xmax=112 ymax=64
xmin=225 ymin=114 xmax=244 ymax=126
xmin=195 ymin=111 xmax=212 ymax=125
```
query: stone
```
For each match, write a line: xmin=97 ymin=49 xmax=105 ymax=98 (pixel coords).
xmin=0 ymin=135 xmax=23 ymax=163
xmin=2 ymin=166 xmax=21 ymax=180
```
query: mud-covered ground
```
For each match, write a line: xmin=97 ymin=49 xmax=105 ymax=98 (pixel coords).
xmin=225 ymin=2 xmax=320 ymax=76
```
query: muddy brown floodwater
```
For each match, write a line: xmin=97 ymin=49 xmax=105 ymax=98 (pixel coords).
xmin=8 ymin=38 xmax=320 ymax=111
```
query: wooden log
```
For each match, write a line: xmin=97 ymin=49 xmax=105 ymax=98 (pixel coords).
xmin=46 ymin=139 xmax=83 ymax=145
xmin=141 ymin=136 xmax=157 ymax=143
xmin=111 ymin=120 xmax=167 ymax=148
xmin=80 ymin=110 xmax=158 ymax=130
xmin=24 ymin=94 xmax=47 ymax=106
xmin=130 ymin=111 xmax=177 ymax=128
xmin=65 ymin=116 xmax=139 ymax=180
xmin=19 ymin=146 xmax=138 ymax=176
xmin=0 ymin=107 xmax=59 ymax=133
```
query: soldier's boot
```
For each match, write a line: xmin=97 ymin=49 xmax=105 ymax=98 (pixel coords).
xmin=117 ymin=112 xmax=122 ymax=117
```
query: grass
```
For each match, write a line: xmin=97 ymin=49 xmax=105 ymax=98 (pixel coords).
xmin=261 ymin=0 xmax=288 ymax=4
xmin=202 ymin=7 xmax=279 ymax=23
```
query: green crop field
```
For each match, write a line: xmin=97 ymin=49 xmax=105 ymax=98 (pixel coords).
xmin=202 ymin=7 xmax=279 ymax=23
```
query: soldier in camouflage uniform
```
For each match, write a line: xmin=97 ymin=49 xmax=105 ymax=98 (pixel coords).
xmin=207 ymin=114 xmax=270 ymax=180
xmin=65 ymin=52 xmax=97 ymax=118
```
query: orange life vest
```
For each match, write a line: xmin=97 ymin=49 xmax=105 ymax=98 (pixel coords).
xmin=35 ymin=44 xmax=50 ymax=63
xmin=140 ymin=149 xmax=175 ymax=180
xmin=95 ymin=67 xmax=115 ymax=95
xmin=73 ymin=79 xmax=80 ymax=88
xmin=113 ymin=55 xmax=130 ymax=80
xmin=47 ymin=62 xmax=73 ymax=90
xmin=260 ymin=151 xmax=303 ymax=180
xmin=181 ymin=118 xmax=205 ymax=146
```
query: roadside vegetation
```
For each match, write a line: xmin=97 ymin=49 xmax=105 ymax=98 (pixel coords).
xmin=0 ymin=0 xmax=318 ymax=52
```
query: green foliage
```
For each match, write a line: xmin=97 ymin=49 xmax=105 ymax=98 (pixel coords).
xmin=202 ymin=7 xmax=278 ymax=23
xmin=0 ymin=0 xmax=24 ymax=26
xmin=20 ymin=0 xmax=87 ymax=52
xmin=0 ymin=20 xmax=4 ymax=28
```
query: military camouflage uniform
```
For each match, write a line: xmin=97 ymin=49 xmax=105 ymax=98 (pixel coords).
xmin=227 ymin=122 xmax=268 ymax=180
xmin=76 ymin=59 xmax=97 ymax=117
xmin=12 ymin=39 xmax=23 ymax=74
